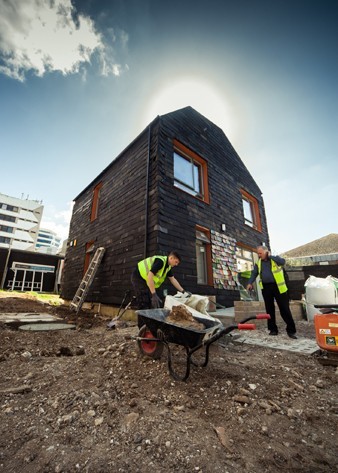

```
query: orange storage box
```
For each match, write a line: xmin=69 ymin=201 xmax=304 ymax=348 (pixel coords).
xmin=314 ymin=313 xmax=338 ymax=352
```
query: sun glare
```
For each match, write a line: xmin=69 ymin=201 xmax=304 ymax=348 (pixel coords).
xmin=142 ymin=78 xmax=236 ymax=138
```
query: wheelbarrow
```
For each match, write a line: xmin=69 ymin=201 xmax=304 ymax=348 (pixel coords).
xmin=128 ymin=308 xmax=270 ymax=381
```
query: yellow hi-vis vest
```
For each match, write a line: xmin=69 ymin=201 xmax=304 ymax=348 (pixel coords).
xmin=257 ymin=258 xmax=288 ymax=294
xmin=138 ymin=255 xmax=171 ymax=288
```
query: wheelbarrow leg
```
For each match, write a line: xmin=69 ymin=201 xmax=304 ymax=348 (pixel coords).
xmin=190 ymin=344 xmax=211 ymax=368
xmin=165 ymin=343 xmax=212 ymax=381
xmin=166 ymin=344 xmax=192 ymax=382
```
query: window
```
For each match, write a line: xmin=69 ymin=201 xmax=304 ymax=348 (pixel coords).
xmin=241 ymin=189 xmax=262 ymax=231
xmin=174 ymin=153 xmax=202 ymax=196
xmin=236 ymin=245 xmax=260 ymax=300
xmin=236 ymin=246 xmax=255 ymax=274
xmin=90 ymin=182 xmax=102 ymax=222
xmin=195 ymin=226 xmax=212 ymax=285
xmin=0 ymin=203 xmax=19 ymax=212
xmin=0 ymin=236 xmax=11 ymax=244
xmin=0 ymin=225 xmax=14 ymax=233
xmin=173 ymin=140 xmax=209 ymax=203
xmin=83 ymin=241 xmax=95 ymax=275
xmin=0 ymin=213 xmax=16 ymax=223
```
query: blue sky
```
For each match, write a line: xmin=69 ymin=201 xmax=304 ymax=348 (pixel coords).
xmin=0 ymin=0 xmax=337 ymax=253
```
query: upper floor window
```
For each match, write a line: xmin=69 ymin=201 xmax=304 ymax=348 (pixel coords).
xmin=0 ymin=225 xmax=14 ymax=233
xmin=173 ymin=140 xmax=209 ymax=203
xmin=0 ymin=203 xmax=19 ymax=212
xmin=0 ymin=213 xmax=16 ymax=223
xmin=241 ymin=189 xmax=262 ymax=231
xmin=90 ymin=182 xmax=102 ymax=222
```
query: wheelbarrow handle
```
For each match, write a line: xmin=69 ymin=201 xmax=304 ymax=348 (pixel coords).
xmin=256 ymin=313 xmax=271 ymax=320
xmin=238 ymin=323 xmax=256 ymax=330
xmin=212 ymin=313 xmax=270 ymax=340
xmin=238 ymin=314 xmax=270 ymax=323
xmin=314 ymin=304 xmax=338 ymax=309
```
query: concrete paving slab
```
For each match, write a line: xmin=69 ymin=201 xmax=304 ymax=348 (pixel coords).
xmin=19 ymin=323 xmax=76 ymax=331
xmin=232 ymin=331 xmax=319 ymax=355
xmin=0 ymin=313 xmax=64 ymax=324
xmin=208 ymin=307 xmax=235 ymax=325
xmin=209 ymin=307 xmax=235 ymax=317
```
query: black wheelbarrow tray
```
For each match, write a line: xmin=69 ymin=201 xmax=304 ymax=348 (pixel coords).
xmin=131 ymin=308 xmax=270 ymax=381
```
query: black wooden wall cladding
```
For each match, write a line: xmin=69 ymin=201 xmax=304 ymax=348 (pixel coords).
xmin=62 ymin=107 xmax=269 ymax=307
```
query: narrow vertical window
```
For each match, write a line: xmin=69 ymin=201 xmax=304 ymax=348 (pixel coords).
xmin=241 ymin=189 xmax=262 ymax=231
xmin=90 ymin=182 xmax=102 ymax=222
xmin=195 ymin=226 xmax=212 ymax=285
xmin=236 ymin=246 xmax=255 ymax=288
xmin=84 ymin=241 xmax=95 ymax=275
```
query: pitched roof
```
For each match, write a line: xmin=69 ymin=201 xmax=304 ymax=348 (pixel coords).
xmin=282 ymin=233 xmax=338 ymax=257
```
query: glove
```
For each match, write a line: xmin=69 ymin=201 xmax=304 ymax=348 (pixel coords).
xmin=182 ymin=290 xmax=192 ymax=297
xmin=151 ymin=293 xmax=162 ymax=309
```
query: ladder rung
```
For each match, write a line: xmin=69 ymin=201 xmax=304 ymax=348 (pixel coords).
xmin=70 ymin=247 xmax=105 ymax=312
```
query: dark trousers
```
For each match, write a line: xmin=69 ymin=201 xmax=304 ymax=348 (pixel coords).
xmin=262 ymin=283 xmax=296 ymax=334
xmin=131 ymin=270 xmax=151 ymax=310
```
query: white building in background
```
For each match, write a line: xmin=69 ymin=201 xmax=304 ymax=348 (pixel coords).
xmin=0 ymin=193 xmax=43 ymax=251
xmin=36 ymin=228 xmax=62 ymax=254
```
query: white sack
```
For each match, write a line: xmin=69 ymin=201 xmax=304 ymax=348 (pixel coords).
xmin=164 ymin=294 xmax=216 ymax=321
xmin=304 ymin=275 xmax=338 ymax=305
xmin=305 ymin=302 xmax=322 ymax=323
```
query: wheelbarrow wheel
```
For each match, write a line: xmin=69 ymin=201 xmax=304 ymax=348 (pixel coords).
xmin=137 ymin=325 xmax=164 ymax=360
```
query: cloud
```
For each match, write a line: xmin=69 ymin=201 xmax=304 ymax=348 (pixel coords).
xmin=41 ymin=201 xmax=74 ymax=241
xmin=0 ymin=0 xmax=127 ymax=81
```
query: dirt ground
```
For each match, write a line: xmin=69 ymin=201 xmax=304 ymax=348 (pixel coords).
xmin=0 ymin=293 xmax=337 ymax=473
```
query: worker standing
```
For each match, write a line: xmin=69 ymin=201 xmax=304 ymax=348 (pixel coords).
xmin=131 ymin=251 xmax=188 ymax=309
xmin=246 ymin=245 xmax=297 ymax=339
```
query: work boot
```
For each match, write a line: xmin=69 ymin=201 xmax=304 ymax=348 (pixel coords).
xmin=287 ymin=333 xmax=297 ymax=339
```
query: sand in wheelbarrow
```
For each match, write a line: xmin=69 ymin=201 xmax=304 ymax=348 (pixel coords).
xmin=166 ymin=304 xmax=206 ymax=330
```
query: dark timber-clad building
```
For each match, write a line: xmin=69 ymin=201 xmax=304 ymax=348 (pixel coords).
xmin=61 ymin=107 xmax=270 ymax=307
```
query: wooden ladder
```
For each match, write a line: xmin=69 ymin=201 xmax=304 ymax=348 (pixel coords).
xmin=70 ymin=247 xmax=105 ymax=313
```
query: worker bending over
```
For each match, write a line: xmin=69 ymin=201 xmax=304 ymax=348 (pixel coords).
xmin=131 ymin=251 xmax=188 ymax=309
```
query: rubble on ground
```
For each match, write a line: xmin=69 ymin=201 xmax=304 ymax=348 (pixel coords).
xmin=0 ymin=294 xmax=337 ymax=473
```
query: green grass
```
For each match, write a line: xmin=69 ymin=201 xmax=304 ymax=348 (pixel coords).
xmin=0 ymin=290 xmax=64 ymax=306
